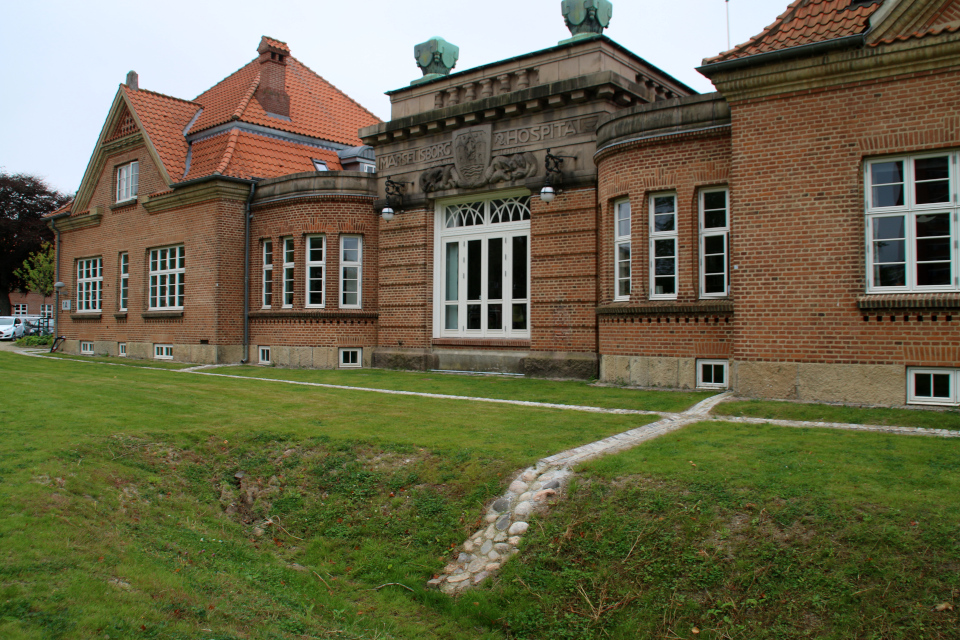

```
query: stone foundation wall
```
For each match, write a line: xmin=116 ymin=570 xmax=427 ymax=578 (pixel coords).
xmin=600 ymin=355 xmax=698 ymax=389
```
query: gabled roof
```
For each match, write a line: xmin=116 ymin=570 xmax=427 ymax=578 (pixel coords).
xmin=704 ymin=0 xmax=885 ymax=64
xmin=189 ymin=56 xmax=381 ymax=147
xmin=63 ymin=37 xmax=381 ymax=214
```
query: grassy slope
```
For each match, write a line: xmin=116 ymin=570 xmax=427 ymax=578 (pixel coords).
xmin=717 ymin=399 xmax=960 ymax=431
xmin=0 ymin=352 xmax=653 ymax=639
xmin=481 ymin=422 xmax=960 ymax=639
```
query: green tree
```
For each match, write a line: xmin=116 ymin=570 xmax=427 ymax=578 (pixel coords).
xmin=14 ymin=242 xmax=55 ymax=296
xmin=0 ymin=171 xmax=71 ymax=315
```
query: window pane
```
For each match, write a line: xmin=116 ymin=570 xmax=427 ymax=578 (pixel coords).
xmin=467 ymin=240 xmax=482 ymax=301
xmin=488 ymin=238 xmax=502 ymax=300
xmin=512 ymin=236 xmax=528 ymax=299
xmin=618 ymin=244 xmax=631 ymax=279
xmin=704 ymin=191 xmax=726 ymax=211
xmin=617 ymin=202 xmax=631 ymax=237
xmin=309 ymin=238 xmax=324 ymax=261
xmin=512 ymin=303 xmax=527 ymax=331
xmin=917 ymin=237 xmax=951 ymax=262
xmin=874 ymin=239 xmax=905 ymax=263
xmin=445 ymin=305 xmax=458 ymax=330
xmin=342 ymin=237 xmax=359 ymax=262
xmin=655 ymin=277 xmax=677 ymax=295
xmin=705 ymin=275 xmax=726 ymax=294
xmin=875 ymin=264 xmax=906 ymax=287
xmin=467 ymin=304 xmax=481 ymax=330
xmin=704 ymin=210 xmax=726 ymax=229
xmin=654 ymin=214 xmax=675 ymax=233
xmin=654 ymin=196 xmax=675 ymax=214
xmin=873 ymin=184 xmax=904 ymax=208
xmin=445 ymin=243 xmax=459 ymax=302
xmin=655 ymin=239 xmax=676 ymax=259
xmin=915 ymin=157 xmax=950 ymax=205
xmin=916 ymin=181 xmax=950 ymax=205
xmin=342 ymin=267 xmax=359 ymax=291
xmin=872 ymin=161 xmax=903 ymax=186
xmin=702 ymin=364 xmax=714 ymax=384
xmin=705 ymin=255 xmax=725 ymax=273
xmin=488 ymin=304 xmax=503 ymax=330
xmin=917 ymin=262 xmax=951 ymax=286
xmin=934 ymin=374 xmax=952 ymax=398
xmin=917 ymin=213 xmax=950 ymax=237
xmin=704 ymin=235 xmax=725 ymax=255
xmin=915 ymin=373 xmax=932 ymax=397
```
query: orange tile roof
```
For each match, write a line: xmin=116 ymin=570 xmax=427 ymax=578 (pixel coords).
xmin=189 ymin=56 xmax=381 ymax=147
xmin=260 ymin=36 xmax=290 ymax=53
xmin=123 ymin=86 xmax=201 ymax=180
xmin=184 ymin=130 xmax=341 ymax=182
xmin=705 ymin=0 xmax=884 ymax=64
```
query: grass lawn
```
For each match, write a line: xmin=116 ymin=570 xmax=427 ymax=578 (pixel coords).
xmin=214 ymin=365 xmax=712 ymax=413
xmin=44 ymin=352 xmax=196 ymax=370
xmin=0 ymin=351 xmax=654 ymax=639
xmin=717 ymin=398 xmax=960 ymax=431
xmin=486 ymin=422 xmax=960 ymax=639
xmin=2 ymin=351 xmax=957 ymax=639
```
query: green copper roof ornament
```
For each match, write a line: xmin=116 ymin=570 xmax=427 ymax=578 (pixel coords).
xmin=412 ymin=37 xmax=460 ymax=85
xmin=560 ymin=0 xmax=612 ymax=43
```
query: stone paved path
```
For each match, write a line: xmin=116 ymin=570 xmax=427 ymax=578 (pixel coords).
xmin=11 ymin=348 xmax=960 ymax=593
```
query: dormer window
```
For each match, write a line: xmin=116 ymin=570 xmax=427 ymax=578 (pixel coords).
xmin=117 ymin=161 xmax=139 ymax=202
xmin=313 ymin=160 xmax=328 ymax=172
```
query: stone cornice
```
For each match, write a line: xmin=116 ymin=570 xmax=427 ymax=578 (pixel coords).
xmin=252 ymin=171 xmax=378 ymax=205
xmin=360 ymin=72 xmax=653 ymax=146
xmin=142 ymin=179 xmax=252 ymax=213
xmin=706 ymin=32 xmax=960 ymax=103
xmin=57 ymin=209 xmax=103 ymax=232
xmin=857 ymin=294 xmax=960 ymax=310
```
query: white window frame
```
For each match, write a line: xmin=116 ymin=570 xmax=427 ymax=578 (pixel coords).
xmin=154 ymin=344 xmax=174 ymax=360
xmin=77 ymin=257 xmax=103 ymax=313
xmin=80 ymin=341 xmax=95 ymax=355
xmin=118 ymin=343 xmax=127 ymax=357
xmin=339 ymin=235 xmax=363 ymax=309
xmin=116 ymin=161 xmax=139 ymax=203
xmin=312 ymin=159 xmax=328 ymax=171
xmin=262 ymin=240 xmax=274 ymax=308
xmin=12 ymin=304 xmax=27 ymax=316
xmin=149 ymin=246 xmax=185 ymax=310
xmin=41 ymin=304 xmax=52 ymax=318
xmin=306 ymin=235 xmax=326 ymax=308
xmin=433 ymin=191 xmax=532 ymax=339
xmin=700 ymin=188 xmax=730 ymax=298
xmin=259 ymin=346 xmax=272 ymax=365
xmin=907 ymin=367 xmax=959 ymax=406
xmin=697 ymin=359 xmax=729 ymax=390
xmin=282 ymin=238 xmax=295 ymax=308
xmin=119 ymin=252 xmax=129 ymax=311
xmin=649 ymin=192 xmax=679 ymax=300
xmin=339 ymin=347 xmax=362 ymax=368
xmin=614 ymin=199 xmax=631 ymax=301
xmin=865 ymin=153 xmax=959 ymax=293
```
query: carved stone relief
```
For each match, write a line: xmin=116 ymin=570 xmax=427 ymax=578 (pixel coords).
xmin=418 ymin=124 xmax=539 ymax=193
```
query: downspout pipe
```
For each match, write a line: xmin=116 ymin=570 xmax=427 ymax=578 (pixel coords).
xmin=240 ymin=180 xmax=259 ymax=364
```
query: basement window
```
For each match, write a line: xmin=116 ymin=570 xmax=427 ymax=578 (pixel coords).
xmin=118 ymin=343 xmax=127 ymax=357
xmin=697 ymin=359 xmax=729 ymax=390
xmin=908 ymin=368 xmax=958 ymax=406
xmin=339 ymin=348 xmax=362 ymax=369
xmin=154 ymin=344 xmax=173 ymax=360
xmin=259 ymin=347 xmax=271 ymax=365
xmin=80 ymin=342 xmax=95 ymax=356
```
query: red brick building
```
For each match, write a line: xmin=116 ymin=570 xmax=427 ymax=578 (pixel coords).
xmin=52 ymin=0 xmax=960 ymax=407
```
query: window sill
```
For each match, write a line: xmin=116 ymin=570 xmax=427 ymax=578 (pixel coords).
xmin=597 ymin=300 xmax=734 ymax=315
xmin=70 ymin=313 xmax=102 ymax=321
xmin=142 ymin=310 xmax=184 ymax=319
xmin=857 ymin=294 xmax=960 ymax=310
xmin=114 ymin=312 xmax=128 ymax=319
xmin=432 ymin=338 xmax=532 ymax=349
xmin=110 ymin=198 xmax=138 ymax=210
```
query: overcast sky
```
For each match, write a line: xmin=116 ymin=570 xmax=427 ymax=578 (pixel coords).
xmin=0 ymin=0 xmax=781 ymax=195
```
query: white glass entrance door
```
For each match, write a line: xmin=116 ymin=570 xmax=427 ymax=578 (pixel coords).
xmin=435 ymin=193 xmax=531 ymax=339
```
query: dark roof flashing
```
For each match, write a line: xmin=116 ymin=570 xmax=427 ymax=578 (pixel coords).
xmin=698 ymin=33 xmax=866 ymax=77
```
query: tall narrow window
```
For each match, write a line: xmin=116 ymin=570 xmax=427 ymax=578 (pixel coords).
xmin=116 ymin=161 xmax=139 ymax=202
xmin=282 ymin=238 xmax=295 ymax=308
xmin=340 ymin=236 xmax=362 ymax=308
xmin=614 ymin=200 xmax=631 ymax=300
xmin=700 ymin=188 xmax=729 ymax=297
xmin=119 ymin=253 xmax=129 ymax=311
xmin=306 ymin=236 xmax=326 ymax=308
xmin=149 ymin=246 xmax=185 ymax=309
xmin=77 ymin=257 xmax=103 ymax=312
xmin=866 ymin=154 xmax=958 ymax=292
xmin=41 ymin=304 xmax=52 ymax=318
xmin=262 ymin=240 xmax=273 ymax=308
xmin=650 ymin=193 xmax=678 ymax=299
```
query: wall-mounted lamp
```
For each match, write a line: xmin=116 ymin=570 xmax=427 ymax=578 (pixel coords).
xmin=540 ymin=148 xmax=576 ymax=203
xmin=381 ymin=178 xmax=412 ymax=222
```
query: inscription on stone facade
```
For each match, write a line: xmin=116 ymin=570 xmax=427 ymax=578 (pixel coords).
xmin=378 ymin=142 xmax=453 ymax=171
xmin=494 ymin=117 xmax=598 ymax=149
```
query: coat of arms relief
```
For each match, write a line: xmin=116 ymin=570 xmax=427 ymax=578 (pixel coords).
xmin=419 ymin=125 xmax=538 ymax=193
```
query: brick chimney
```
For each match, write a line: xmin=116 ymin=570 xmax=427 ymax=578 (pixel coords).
xmin=254 ymin=36 xmax=291 ymax=118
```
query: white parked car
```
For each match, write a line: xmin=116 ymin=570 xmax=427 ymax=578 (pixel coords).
xmin=0 ymin=317 xmax=26 ymax=341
